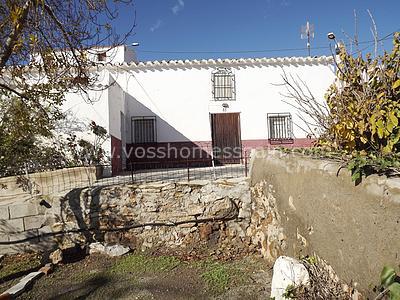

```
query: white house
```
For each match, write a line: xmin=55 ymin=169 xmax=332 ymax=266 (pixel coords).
xmin=63 ymin=45 xmax=335 ymax=175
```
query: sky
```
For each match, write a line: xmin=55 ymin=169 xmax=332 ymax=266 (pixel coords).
xmin=114 ymin=0 xmax=400 ymax=61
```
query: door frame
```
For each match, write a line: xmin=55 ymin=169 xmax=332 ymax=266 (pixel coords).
xmin=209 ymin=112 xmax=242 ymax=164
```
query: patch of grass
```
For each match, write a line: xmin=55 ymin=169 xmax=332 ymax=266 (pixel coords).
xmin=110 ymin=254 xmax=180 ymax=275
xmin=0 ymin=254 xmax=42 ymax=280
xmin=197 ymin=259 xmax=256 ymax=294
xmin=200 ymin=262 xmax=231 ymax=293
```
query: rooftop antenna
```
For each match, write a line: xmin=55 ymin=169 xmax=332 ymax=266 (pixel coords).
xmin=301 ymin=21 xmax=314 ymax=57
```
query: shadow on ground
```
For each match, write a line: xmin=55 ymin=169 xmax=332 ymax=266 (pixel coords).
xmin=7 ymin=252 xmax=272 ymax=300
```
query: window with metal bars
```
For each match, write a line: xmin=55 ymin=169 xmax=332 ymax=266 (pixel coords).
xmin=267 ymin=113 xmax=294 ymax=142
xmin=131 ymin=116 xmax=157 ymax=144
xmin=211 ymin=68 xmax=235 ymax=101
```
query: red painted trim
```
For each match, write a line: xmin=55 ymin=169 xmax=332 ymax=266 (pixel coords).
xmin=125 ymin=138 xmax=314 ymax=164
xmin=126 ymin=141 xmax=213 ymax=163
xmin=111 ymin=135 xmax=122 ymax=176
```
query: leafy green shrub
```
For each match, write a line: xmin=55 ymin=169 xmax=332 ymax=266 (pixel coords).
xmin=378 ymin=266 xmax=400 ymax=300
xmin=312 ymin=33 xmax=400 ymax=181
xmin=320 ymin=33 xmax=400 ymax=154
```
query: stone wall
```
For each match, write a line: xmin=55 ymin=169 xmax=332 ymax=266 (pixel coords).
xmin=52 ymin=178 xmax=253 ymax=256
xmin=0 ymin=177 xmax=280 ymax=259
xmin=250 ymin=149 xmax=400 ymax=296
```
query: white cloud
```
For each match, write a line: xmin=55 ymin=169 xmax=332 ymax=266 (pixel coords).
xmin=265 ymin=0 xmax=290 ymax=7
xmin=172 ymin=0 xmax=185 ymax=15
xmin=280 ymin=0 xmax=290 ymax=7
xmin=150 ymin=19 xmax=163 ymax=32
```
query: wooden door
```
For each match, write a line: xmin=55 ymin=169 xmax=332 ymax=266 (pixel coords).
xmin=210 ymin=113 xmax=242 ymax=164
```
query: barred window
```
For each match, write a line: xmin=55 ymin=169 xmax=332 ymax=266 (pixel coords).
xmin=212 ymin=68 xmax=235 ymax=101
xmin=131 ymin=116 xmax=157 ymax=143
xmin=267 ymin=113 xmax=294 ymax=142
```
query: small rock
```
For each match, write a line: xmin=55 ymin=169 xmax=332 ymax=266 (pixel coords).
xmin=270 ymin=256 xmax=310 ymax=300
xmin=49 ymin=249 xmax=63 ymax=265
xmin=105 ymin=244 xmax=130 ymax=257
xmin=0 ymin=293 xmax=11 ymax=300
xmin=89 ymin=242 xmax=106 ymax=255
xmin=89 ymin=242 xmax=130 ymax=257
xmin=199 ymin=223 xmax=213 ymax=240
xmin=104 ymin=232 xmax=122 ymax=244
xmin=39 ymin=263 xmax=53 ymax=275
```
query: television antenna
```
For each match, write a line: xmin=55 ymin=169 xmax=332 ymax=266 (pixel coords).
xmin=301 ymin=21 xmax=314 ymax=57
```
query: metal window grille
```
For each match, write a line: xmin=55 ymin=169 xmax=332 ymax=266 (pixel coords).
xmin=212 ymin=68 xmax=236 ymax=101
xmin=267 ymin=113 xmax=294 ymax=142
xmin=132 ymin=116 xmax=157 ymax=143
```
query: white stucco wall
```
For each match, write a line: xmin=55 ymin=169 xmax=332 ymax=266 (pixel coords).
xmin=61 ymin=55 xmax=336 ymax=159
xmin=62 ymin=69 xmax=112 ymax=155
xmin=106 ymin=58 xmax=335 ymax=144
xmin=88 ymin=45 xmax=137 ymax=64
xmin=30 ymin=45 xmax=136 ymax=66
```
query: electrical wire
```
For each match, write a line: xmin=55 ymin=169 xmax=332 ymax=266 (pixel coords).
xmin=136 ymin=29 xmax=399 ymax=55
xmin=137 ymin=45 xmax=331 ymax=54
xmin=126 ymin=72 xmax=166 ymax=119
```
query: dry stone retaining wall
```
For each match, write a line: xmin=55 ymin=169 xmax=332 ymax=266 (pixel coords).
xmin=54 ymin=178 xmax=252 ymax=255
xmin=0 ymin=178 xmax=275 ymax=257
xmin=0 ymin=177 xmax=282 ymax=259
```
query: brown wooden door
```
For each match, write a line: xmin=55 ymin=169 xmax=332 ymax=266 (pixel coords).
xmin=210 ymin=113 xmax=242 ymax=164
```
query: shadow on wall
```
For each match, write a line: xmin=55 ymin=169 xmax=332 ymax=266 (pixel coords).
xmin=122 ymin=94 xmax=213 ymax=170
xmin=125 ymin=93 xmax=191 ymax=142
xmin=63 ymin=187 xmax=104 ymax=243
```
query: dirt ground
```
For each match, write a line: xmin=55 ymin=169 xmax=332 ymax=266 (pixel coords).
xmin=0 ymin=252 xmax=272 ymax=300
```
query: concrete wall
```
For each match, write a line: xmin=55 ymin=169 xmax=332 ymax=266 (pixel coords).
xmin=0 ymin=167 xmax=96 ymax=254
xmin=0 ymin=167 xmax=96 ymax=204
xmin=250 ymin=150 xmax=400 ymax=295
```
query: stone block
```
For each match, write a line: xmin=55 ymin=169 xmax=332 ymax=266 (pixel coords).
xmin=9 ymin=203 xmax=38 ymax=219
xmin=0 ymin=218 xmax=24 ymax=233
xmin=0 ymin=245 xmax=22 ymax=255
xmin=39 ymin=263 xmax=53 ymax=275
xmin=23 ymin=215 xmax=46 ymax=230
xmin=161 ymin=183 xmax=176 ymax=191
xmin=51 ymin=221 xmax=79 ymax=232
xmin=186 ymin=205 xmax=204 ymax=216
xmin=0 ymin=206 xmax=9 ymax=220
xmin=0 ymin=234 xmax=9 ymax=242
xmin=37 ymin=226 xmax=57 ymax=247
xmin=9 ymin=230 xmax=39 ymax=243
xmin=89 ymin=242 xmax=130 ymax=257
xmin=38 ymin=225 xmax=52 ymax=235
xmin=270 ymin=256 xmax=310 ymax=300
xmin=187 ymin=179 xmax=209 ymax=187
